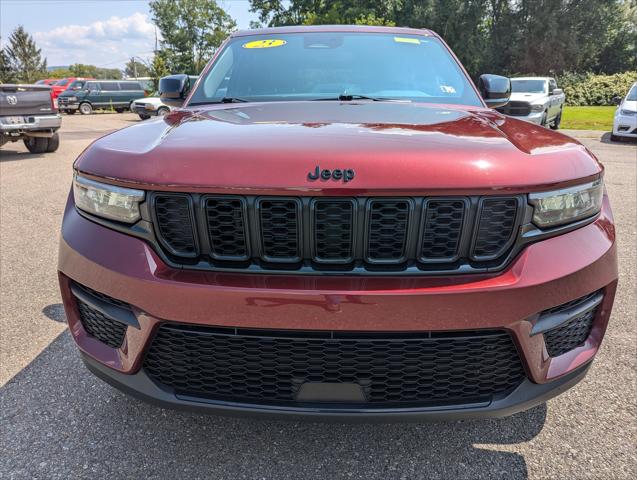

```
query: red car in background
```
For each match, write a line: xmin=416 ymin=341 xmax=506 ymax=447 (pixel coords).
xmin=50 ymin=77 xmax=94 ymax=99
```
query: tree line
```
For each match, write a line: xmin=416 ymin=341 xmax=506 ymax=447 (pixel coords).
xmin=1 ymin=0 xmax=635 ymax=85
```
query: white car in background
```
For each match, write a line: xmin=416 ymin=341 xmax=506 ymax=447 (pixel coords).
xmin=131 ymin=94 xmax=171 ymax=120
xmin=496 ymin=77 xmax=565 ymax=128
xmin=612 ymin=82 xmax=637 ymax=141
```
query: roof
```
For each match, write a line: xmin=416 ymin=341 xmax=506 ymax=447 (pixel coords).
xmin=510 ymin=77 xmax=553 ymax=81
xmin=231 ymin=25 xmax=436 ymax=38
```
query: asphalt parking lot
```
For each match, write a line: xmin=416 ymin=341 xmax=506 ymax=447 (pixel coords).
xmin=1 ymin=113 xmax=635 ymax=479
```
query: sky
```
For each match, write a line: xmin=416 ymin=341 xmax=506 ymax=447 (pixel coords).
xmin=0 ymin=0 xmax=260 ymax=69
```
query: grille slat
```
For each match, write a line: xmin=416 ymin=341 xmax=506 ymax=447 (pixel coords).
xmin=153 ymin=194 xmax=198 ymax=257
xmin=144 ymin=326 xmax=525 ymax=407
xmin=313 ymin=200 xmax=354 ymax=262
xmin=472 ymin=198 xmax=519 ymax=260
xmin=204 ymin=197 xmax=248 ymax=260
xmin=421 ymin=199 xmax=466 ymax=261
xmin=367 ymin=200 xmax=410 ymax=262
xmin=152 ymin=194 xmax=521 ymax=272
xmin=259 ymin=199 xmax=301 ymax=261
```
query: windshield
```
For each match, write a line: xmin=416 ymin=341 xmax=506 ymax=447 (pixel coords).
xmin=54 ymin=78 xmax=69 ymax=87
xmin=511 ymin=79 xmax=546 ymax=93
xmin=68 ymin=80 xmax=86 ymax=90
xmin=189 ymin=32 xmax=481 ymax=106
xmin=626 ymin=84 xmax=637 ymax=101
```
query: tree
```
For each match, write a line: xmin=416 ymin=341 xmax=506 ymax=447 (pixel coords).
xmin=4 ymin=26 xmax=47 ymax=83
xmin=150 ymin=52 xmax=170 ymax=91
xmin=0 ymin=47 xmax=16 ymax=83
xmin=68 ymin=64 xmax=123 ymax=79
xmin=249 ymin=0 xmax=637 ymax=77
xmin=125 ymin=57 xmax=151 ymax=78
xmin=150 ymin=0 xmax=236 ymax=74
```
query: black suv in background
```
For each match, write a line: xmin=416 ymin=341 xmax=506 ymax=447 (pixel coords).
xmin=58 ymin=80 xmax=146 ymax=115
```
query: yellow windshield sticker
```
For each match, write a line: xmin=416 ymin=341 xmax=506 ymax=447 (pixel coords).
xmin=394 ymin=37 xmax=421 ymax=45
xmin=242 ymin=39 xmax=287 ymax=49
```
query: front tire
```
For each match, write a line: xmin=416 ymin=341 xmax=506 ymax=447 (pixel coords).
xmin=79 ymin=103 xmax=93 ymax=115
xmin=550 ymin=110 xmax=562 ymax=130
xmin=540 ymin=111 xmax=548 ymax=128
xmin=610 ymin=133 xmax=621 ymax=142
xmin=138 ymin=114 xmax=150 ymax=120
xmin=23 ymin=136 xmax=49 ymax=153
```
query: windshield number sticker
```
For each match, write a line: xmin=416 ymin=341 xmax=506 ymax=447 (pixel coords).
xmin=394 ymin=37 xmax=421 ymax=45
xmin=243 ymin=39 xmax=287 ymax=49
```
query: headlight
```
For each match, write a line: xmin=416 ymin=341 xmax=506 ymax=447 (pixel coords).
xmin=67 ymin=96 xmax=78 ymax=102
xmin=529 ymin=179 xmax=603 ymax=228
xmin=620 ymin=109 xmax=636 ymax=116
xmin=530 ymin=104 xmax=545 ymax=112
xmin=144 ymin=103 xmax=155 ymax=111
xmin=73 ymin=173 xmax=144 ymax=223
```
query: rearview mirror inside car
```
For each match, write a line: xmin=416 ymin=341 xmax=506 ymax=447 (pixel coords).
xmin=477 ymin=74 xmax=511 ymax=109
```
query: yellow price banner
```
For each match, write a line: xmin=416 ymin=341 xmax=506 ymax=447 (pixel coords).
xmin=394 ymin=37 xmax=421 ymax=45
xmin=242 ymin=39 xmax=287 ymax=49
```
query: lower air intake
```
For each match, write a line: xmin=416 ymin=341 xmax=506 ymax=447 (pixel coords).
xmin=144 ymin=326 xmax=526 ymax=408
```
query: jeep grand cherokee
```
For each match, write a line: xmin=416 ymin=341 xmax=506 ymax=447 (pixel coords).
xmin=58 ymin=26 xmax=617 ymax=420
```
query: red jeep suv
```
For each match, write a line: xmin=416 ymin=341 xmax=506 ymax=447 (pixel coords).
xmin=58 ymin=26 xmax=617 ymax=420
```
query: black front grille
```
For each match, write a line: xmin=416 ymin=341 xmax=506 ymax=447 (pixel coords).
xmin=204 ymin=197 xmax=248 ymax=260
xmin=420 ymin=199 xmax=467 ymax=261
xmin=259 ymin=199 xmax=300 ymax=261
xmin=496 ymin=101 xmax=532 ymax=117
xmin=151 ymin=194 xmax=522 ymax=274
xmin=472 ymin=198 xmax=519 ymax=260
xmin=76 ymin=299 xmax=127 ymax=348
xmin=153 ymin=194 xmax=197 ymax=257
xmin=367 ymin=200 xmax=410 ymax=262
xmin=313 ymin=199 xmax=354 ymax=262
xmin=144 ymin=325 xmax=526 ymax=407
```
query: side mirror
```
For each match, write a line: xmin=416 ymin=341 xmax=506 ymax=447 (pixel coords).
xmin=159 ymin=74 xmax=190 ymax=108
xmin=477 ymin=74 xmax=511 ymax=109
xmin=612 ymin=96 xmax=622 ymax=106
xmin=552 ymin=88 xmax=563 ymax=96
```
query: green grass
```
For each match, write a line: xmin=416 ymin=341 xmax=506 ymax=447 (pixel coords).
xmin=561 ymin=106 xmax=615 ymax=131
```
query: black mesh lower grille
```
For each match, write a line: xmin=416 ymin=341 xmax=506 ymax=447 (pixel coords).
xmin=154 ymin=194 xmax=197 ymax=257
xmin=421 ymin=199 xmax=466 ymax=261
xmin=542 ymin=293 xmax=600 ymax=357
xmin=143 ymin=326 xmax=526 ymax=407
xmin=313 ymin=200 xmax=354 ymax=262
xmin=367 ymin=200 xmax=410 ymax=261
xmin=259 ymin=199 xmax=300 ymax=260
xmin=77 ymin=299 xmax=127 ymax=349
xmin=472 ymin=198 xmax=518 ymax=260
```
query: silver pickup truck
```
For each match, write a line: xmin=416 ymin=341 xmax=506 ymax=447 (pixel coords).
xmin=496 ymin=77 xmax=565 ymax=129
xmin=0 ymin=84 xmax=61 ymax=153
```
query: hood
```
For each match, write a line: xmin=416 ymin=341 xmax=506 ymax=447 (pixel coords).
xmin=509 ymin=92 xmax=547 ymax=104
xmin=620 ymin=100 xmax=637 ymax=112
xmin=134 ymin=97 xmax=163 ymax=106
xmin=76 ymin=101 xmax=601 ymax=195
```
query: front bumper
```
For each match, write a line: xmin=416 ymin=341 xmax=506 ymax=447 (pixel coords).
xmin=58 ymin=102 xmax=79 ymax=111
xmin=133 ymin=104 xmax=157 ymax=117
xmin=613 ymin=114 xmax=637 ymax=138
xmin=514 ymin=111 xmax=545 ymax=125
xmin=58 ymin=195 xmax=618 ymax=419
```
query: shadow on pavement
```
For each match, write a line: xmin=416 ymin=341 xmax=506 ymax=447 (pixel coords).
xmin=1 ymin=331 xmax=546 ymax=479
xmin=600 ymin=131 xmax=637 ymax=146
xmin=42 ymin=303 xmax=66 ymax=323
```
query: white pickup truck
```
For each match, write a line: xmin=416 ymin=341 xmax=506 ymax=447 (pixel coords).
xmin=496 ymin=77 xmax=565 ymax=129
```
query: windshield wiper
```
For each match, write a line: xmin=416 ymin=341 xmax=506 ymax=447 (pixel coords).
xmin=313 ymin=93 xmax=409 ymax=102
xmin=220 ymin=97 xmax=249 ymax=103
xmin=313 ymin=93 xmax=383 ymax=102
